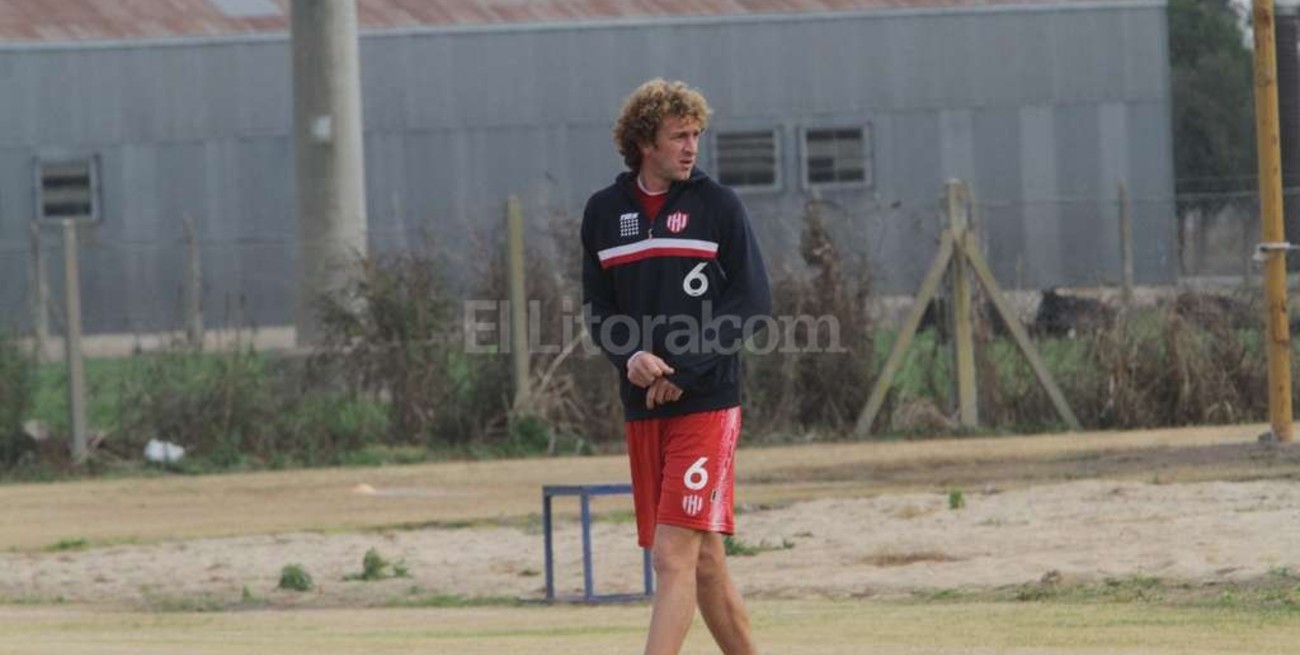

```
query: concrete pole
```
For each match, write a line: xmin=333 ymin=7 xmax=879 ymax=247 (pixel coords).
xmin=1252 ymin=0 xmax=1295 ymax=442
xmin=29 ymin=222 xmax=49 ymax=362
xmin=292 ymin=0 xmax=369 ymax=346
xmin=62 ymin=220 xmax=88 ymax=465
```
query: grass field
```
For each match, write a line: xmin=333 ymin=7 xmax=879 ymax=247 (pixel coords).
xmin=3 ymin=424 xmax=1299 ymax=654
xmin=3 ymin=599 xmax=1298 ymax=655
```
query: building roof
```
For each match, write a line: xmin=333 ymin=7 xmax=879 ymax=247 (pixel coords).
xmin=0 ymin=0 xmax=1123 ymax=44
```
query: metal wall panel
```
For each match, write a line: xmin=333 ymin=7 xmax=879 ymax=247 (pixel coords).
xmin=1020 ymin=104 xmax=1062 ymax=285
xmin=0 ymin=4 xmax=1176 ymax=334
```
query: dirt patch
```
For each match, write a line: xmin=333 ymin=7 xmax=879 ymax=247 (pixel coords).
xmin=2 ymin=427 xmax=1298 ymax=610
xmin=4 ymin=476 xmax=1298 ymax=609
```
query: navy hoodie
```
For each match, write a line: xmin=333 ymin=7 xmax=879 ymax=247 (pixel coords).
xmin=581 ymin=168 xmax=772 ymax=421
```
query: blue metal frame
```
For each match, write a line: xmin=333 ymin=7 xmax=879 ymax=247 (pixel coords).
xmin=542 ymin=483 xmax=654 ymax=603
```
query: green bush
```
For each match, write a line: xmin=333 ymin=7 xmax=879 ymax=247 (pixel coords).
xmin=314 ymin=245 xmax=482 ymax=447
xmin=0 ymin=334 xmax=34 ymax=437
xmin=112 ymin=346 xmax=276 ymax=467
xmin=278 ymin=564 xmax=314 ymax=592
xmin=314 ymin=227 xmax=613 ymax=455
xmin=275 ymin=393 xmax=389 ymax=466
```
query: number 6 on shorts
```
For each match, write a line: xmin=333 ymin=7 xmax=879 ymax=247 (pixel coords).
xmin=684 ymin=456 xmax=709 ymax=490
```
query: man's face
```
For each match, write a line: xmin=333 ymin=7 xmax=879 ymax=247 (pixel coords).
xmin=639 ymin=115 xmax=701 ymax=187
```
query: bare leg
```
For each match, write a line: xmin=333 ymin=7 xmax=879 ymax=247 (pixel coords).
xmin=696 ymin=533 xmax=757 ymax=655
xmin=644 ymin=524 xmax=704 ymax=655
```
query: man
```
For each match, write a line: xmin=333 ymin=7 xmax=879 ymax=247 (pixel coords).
xmin=581 ymin=78 xmax=771 ymax=655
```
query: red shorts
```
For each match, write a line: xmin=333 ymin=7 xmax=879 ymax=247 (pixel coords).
xmin=624 ymin=406 xmax=741 ymax=548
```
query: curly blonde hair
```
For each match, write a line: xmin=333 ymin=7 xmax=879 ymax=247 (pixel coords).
xmin=613 ymin=78 xmax=712 ymax=171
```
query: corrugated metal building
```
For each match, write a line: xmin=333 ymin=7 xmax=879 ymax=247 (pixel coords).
xmin=0 ymin=0 xmax=1175 ymax=334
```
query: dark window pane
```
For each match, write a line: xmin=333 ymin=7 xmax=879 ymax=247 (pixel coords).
xmin=717 ymin=130 xmax=777 ymax=188
xmin=39 ymin=159 xmax=96 ymax=221
xmin=46 ymin=202 xmax=92 ymax=217
xmin=805 ymin=128 xmax=867 ymax=185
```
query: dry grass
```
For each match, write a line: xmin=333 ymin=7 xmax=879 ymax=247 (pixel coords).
xmin=4 ymin=426 xmax=1300 ymax=655
xmin=0 ymin=424 xmax=1266 ymax=551
xmin=864 ymin=548 xmax=961 ymax=567
xmin=2 ymin=599 xmax=1298 ymax=655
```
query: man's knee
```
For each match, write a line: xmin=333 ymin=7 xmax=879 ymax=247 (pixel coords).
xmin=695 ymin=534 xmax=727 ymax=585
xmin=651 ymin=525 xmax=702 ymax=577
xmin=650 ymin=545 xmax=702 ymax=574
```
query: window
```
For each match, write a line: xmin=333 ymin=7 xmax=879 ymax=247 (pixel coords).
xmin=803 ymin=126 xmax=871 ymax=187
xmin=715 ymin=130 xmax=779 ymax=189
xmin=36 ymin=156 xmax=99 ymax=223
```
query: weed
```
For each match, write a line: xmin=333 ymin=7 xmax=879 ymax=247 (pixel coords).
xmin=724 ymin=536 xmax=759 ymax=557
xmin=46 ymin=538 xmax=89 ymax=552
xmin=278 ymin=564 xmax=314 ymax=592
xmin=338 ymin=444 xmax=429 ymax=468
xmin=948 ymin=489 xmax=966 ymax=510
xmin=146 ymin=593 xmax=226 ymax=613
xmin=0 ymin=594 xmax=66 ymax=605
xmin=389 ymin=594 xmax=520 ymax=608
xmin=1214 ymin=591 xmax=1237 ymax=607
xmin=864 ymin=548 xmax=960 ymax=567
xmin=724 ymin=536 xmax=795 ymax=557
xmin=924 ymin=588 xmax=967 ymax=601
xmin=1100 ymin=575 xmax=1164 ymax=602
xmin=344 ymin=548 xmax=408 ymax=581
xmin=238 ymin=585 xmax=269 ymax=607
xmin=1014 ymin=584 xmax=1060 ymax=602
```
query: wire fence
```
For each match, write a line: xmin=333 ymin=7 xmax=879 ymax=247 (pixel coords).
xmin=1 ymin=187 xmax=1293 ymax=355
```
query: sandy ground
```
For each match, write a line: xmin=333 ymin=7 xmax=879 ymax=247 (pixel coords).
xmin=3 ymin=476 xmax=1298 ymax=608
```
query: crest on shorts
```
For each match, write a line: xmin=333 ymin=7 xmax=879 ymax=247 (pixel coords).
xmin=682 ymin=494 xmax=704 ymax=517
xmin=665 ymin=211 xmax=690 ymax=234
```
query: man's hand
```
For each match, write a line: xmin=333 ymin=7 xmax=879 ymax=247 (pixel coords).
xmin=645 ymin=377 xmax=683 ymax=410
xmin=627 ymin=351 xmax=675 ymax=388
